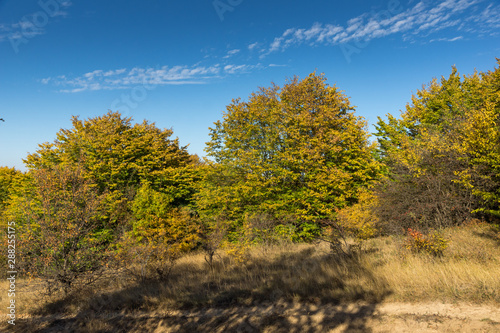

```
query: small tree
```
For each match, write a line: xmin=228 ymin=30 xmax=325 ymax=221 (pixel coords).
xmin=200 ymin=215 xmax=228 ymax=272
xmin=11 ymin=163 xmax=108 ymax=294
xmin=124 ymin=182 xmax=201 ymax=280
xmin=321 ymin=188 xmax=379 ymax=256
xmin=375 ymin=127 xmax=477 ymax=233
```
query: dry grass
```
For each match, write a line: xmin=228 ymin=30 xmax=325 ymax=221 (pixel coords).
xmin=1 ymin=222 xmax=499 ymax=332
xmin=27 ymin=243 xmax=388 ymax=316
xmin=369 ymin=222 xmax=500 ymax=304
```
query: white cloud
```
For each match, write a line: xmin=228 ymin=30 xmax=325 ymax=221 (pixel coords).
xmin=223 ymin=49 xmax=240 ymax=59
xmin=44 ymin=62 xmax=266 ymax=92
xmin=430 ymin=35 xmax=463 ymax=42
xmin=259 ymin=0 xmax=499 ymax=56
xmin=44 ymin=63 xmax=263 ymax=92
xmin=0 ymin=2 xmax=73 ymax=43
xmin=223 ymin=64 xmax=256 ymax=74
xmin=60 ymin=87 xmax=87 ymax=93
xmin=469 ymin=3 xmax=500 ymax=30
xmin=84 ymin=70 xmax=104 ymax=79
xmin=248 ymin=42 xmax=259 ymax=50
xmin=269 ymin=37 xmax=283 ymax=52
xmin=103 ymin=68 xmax=127 ymax=76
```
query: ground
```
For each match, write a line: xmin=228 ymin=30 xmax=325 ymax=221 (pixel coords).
xmin=2 ymin=301 xmax=499 ymax=332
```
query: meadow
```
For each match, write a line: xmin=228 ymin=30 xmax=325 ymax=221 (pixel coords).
xmin=1 ymin=221 xmax=499 ymax=332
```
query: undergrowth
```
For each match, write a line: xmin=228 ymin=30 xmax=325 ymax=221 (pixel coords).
xmin=1 ymin=222 xmax=499 ymax=332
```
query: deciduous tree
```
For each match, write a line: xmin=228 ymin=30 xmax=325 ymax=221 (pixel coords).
xmin=375 ymin=59 xmax=500 ymax=229
xmin=6 ymin=163 xmax=108 ymax=293
xmin=199 ymin=73 xmax=382 ymax=238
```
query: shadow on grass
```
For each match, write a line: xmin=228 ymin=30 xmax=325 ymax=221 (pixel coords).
xmin=474 ymin=224 xmax=500 ymax=246
xmin=10 ymin=246 xmax=392 ymax=332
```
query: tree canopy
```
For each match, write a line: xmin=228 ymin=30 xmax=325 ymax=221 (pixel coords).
xmin=198 ymin=73 xmax=382 ymax=237
xmin=25 ymin=111 xmax=192 ymax=191
xmin=375 ymin=59 xmax=500 ymax=228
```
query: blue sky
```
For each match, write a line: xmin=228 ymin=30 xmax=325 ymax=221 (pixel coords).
xmin=1 ymin=0 xmax=499 ymax=171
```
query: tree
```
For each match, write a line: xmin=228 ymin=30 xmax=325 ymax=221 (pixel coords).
xmin=121 ymin=182 xmax=201 ymax=279
xmin=3 ymin=163 xmax=108 ymax=293
xmin=198 ymin=73 xmax=382 ymax=238
xmin=23 ymin=111 xmax=198 ymax=228
xmin=0 ymin=167 xmax=21 ymax=212
xmin=375 ymin=59 xmax=500 ymax=229
xmin=25 ymin=111 xmax=192 ymax=191
xmin=0 ymin=167 xmax=24 ymax=274
xmin=14 ymin=111 xmax=204 ymax=282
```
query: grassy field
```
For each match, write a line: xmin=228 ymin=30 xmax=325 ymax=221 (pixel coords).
xmin=1 ymin=222 xmax=499 ymax=332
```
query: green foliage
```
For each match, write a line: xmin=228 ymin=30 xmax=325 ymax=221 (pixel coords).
xmin=1 ymin=111 xmax=202 ymax=283
xmin=15 ymin=111 xmax=202 ymax=272
xmin=4 ymin=164 xmax=109 ymax=293
xmin=23 ymin=111 xmax=195 ymax=225
xmin=375 ymin=60 xmax=500 ymax=227
xmin=123 ymin=182 xmax=202 ymax=279
xmin=0 ymin=167 xmax=21 ymax=212
xmin=199 ymin=73 xmax=382 ymax=236
xmin=130 ymin=182 xmax=201 ymax=252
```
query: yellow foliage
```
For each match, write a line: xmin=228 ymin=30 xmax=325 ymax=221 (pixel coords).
xmin=200 ymin=73 xmax=382 ymax=236
xmin=335 ymin=189 xmax=378 ymax=241
xmin=376 ymin=60 xmax=500 ymax=222
xmin=223 ymin=241 xmax=250 ymax=264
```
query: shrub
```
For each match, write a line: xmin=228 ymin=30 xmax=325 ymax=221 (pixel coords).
xmin=7 ymin=164 xmax=110 ymax=294
xmin=376 ymin=61 xmax=500 ymax=225
xmin=335 ymin=189 xmax=378 ymax=241
xmin=200 ymin=215 xmax=229 ymax=271
xmin=222 ymin=240 xmax=250 ymax=264
xmin=405 ymin=228 xmax=449 ymax=256
xmin=127 ymin=207 xmax=201 ymax=279
xmin=126 ymin=183 xmax=201 ymax=279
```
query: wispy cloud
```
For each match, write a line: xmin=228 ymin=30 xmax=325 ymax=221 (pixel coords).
xmin=0 ymin=1 xmax=72 ymax=43
xmin=259 ymin=0 xmax=500 ymax=57
xmin=430 ymin=36 xmax=463 ymax=42
xmin=248 ymin=42 xmax=259 ymax=51
xmin=223 ymin=49 xmax=240 ymax=58
xmin=223 ymin=64 xmax=260 ymax=74
xmin=466 ymin=3 xmax=500 ymax=33
xmin=42 ymin=63 xmax=261 ymax=92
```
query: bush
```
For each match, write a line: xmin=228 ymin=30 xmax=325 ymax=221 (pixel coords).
xmin=376 ymin=61 xmax=500 ymax=226
xmin=200 ymin=215 xmax=229 ymax=271
xmin=7 ymin=164 xmax=110 ymax=294
xmin=126 ymin=183 xmax=201 ymax=279
xmin=405 ymin=228 xmax=449 ymax=256
xmin=374 ymin=131 xmax=478 ymax=234
xmin=335 ymin=189 xmax=378 ymax=241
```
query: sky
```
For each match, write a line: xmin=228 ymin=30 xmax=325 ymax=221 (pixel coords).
xmin=1 ymin=0 xmax=499 ymax=171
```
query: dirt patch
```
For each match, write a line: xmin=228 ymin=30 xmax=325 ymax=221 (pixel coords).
xmin=374 ymin=302 xmax=500 ymax=333
xmin=2 ymin=301 xmax=499 ymax=332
